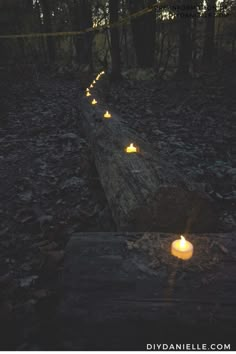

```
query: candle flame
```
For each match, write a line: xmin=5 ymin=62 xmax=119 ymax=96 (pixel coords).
xmin=91 ymin=99 xmax=97 ymax=105
xmin=90 ymin=84 xmax=94 ymax=88
xmin=180 ymin=235 xmax=186 ymax=248
xmin=86 ymin=91 xmax=91 ymax=97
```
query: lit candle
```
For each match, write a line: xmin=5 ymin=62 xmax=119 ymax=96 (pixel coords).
xmin=93 ymin=80 xmax=96 ymax=84
xmin=90 ymin=84 xmax=94 ymax=88
xmin=101 ymin=71 xmax=105 ymax=75
xmin=126 ymin=143 xmax=137 ymax=153
xmin=171 ymin=235 xmax=193 ymax=260
xmin=86 ymin=91 xmax=91 ymax=97
xmin=96 ymin=75 xmax=100 ymax=80
xmin=104 ymin=111 xmax=112 ymax=119
xmin=86 ymin=88 xmax=89 ymax=92
xmin=91 ymin=99 xmax=97 ymax=105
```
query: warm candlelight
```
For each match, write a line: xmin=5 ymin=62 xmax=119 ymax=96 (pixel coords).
xmin=86 ymin=88 xmax=89 ymax=92
xmin=86 ymin=91 xmax=91 ymax=97
xmin=96 ymin=75 xmax=100 ymax=80
xmin=126 ymin=143 xmax=137 ymax=153
xmin=171 ymin=235 xmax=193 ymax=260
xmin=90 ymin=84 xmax=94 ymax=88
xmin=104 ymin=111 xmax=112 ymax=119
xmin=91 ymin=99 xmax=97 ymax=105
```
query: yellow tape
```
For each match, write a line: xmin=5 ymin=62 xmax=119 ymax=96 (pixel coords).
xmin=0 ymin=3 xmax=158 ymax=39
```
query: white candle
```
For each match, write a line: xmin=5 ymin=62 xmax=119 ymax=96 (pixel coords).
xmin=171 ymin=235 xmax=193 ymax=260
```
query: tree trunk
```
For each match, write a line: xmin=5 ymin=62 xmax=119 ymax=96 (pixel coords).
xmin=39 ymin=0 xmax=55 ymax=63
xmin=71 ymin=0 xmax=93 ymax=70
xmin=109 ymin=0 xmax=122 ymax=80
xmin=177 ymin=18 xmax=192 ymax=76
xmin=128 ymin=0 xmax=156 ymax=68
xmin=80 ymin=97 xmax=217 ymax=232
xmin=202 ymin=0 xmax=216 ymax=70
xmin=61 ymin=231 xmax=236 ymax=350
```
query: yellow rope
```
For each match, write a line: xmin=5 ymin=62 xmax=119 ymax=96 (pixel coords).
xmin=0 ymin=2 xmax=158 ymax=40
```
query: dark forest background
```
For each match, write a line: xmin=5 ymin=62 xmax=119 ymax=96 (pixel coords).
xmin=0 ymin=0 xmax=236 ymax=79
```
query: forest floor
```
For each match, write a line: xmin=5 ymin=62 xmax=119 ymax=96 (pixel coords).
xmin=0 ymin=69 xmax=235 ymax=349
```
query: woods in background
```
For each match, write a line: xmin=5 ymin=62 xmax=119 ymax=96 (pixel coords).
xmin=0 ymin=0 xmax=235 ymax=78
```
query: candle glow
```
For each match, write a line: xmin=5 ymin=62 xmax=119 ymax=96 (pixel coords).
xmin=104 ymin=111 xmax=112 ymax=119
xmin=126 ymin=143 xmax=137 ymax=153
xmin=86 ymin=91 xmax=91 ymax=97
xmin=93 ymin=80 xmax=96 ymax=84
xmin=171 ymin=235 xmax=193 ymax=260
xmin=90 ymin=84 xmax=94 ymax=88
xmin=91 ymin=99 xmax=97 ymax=105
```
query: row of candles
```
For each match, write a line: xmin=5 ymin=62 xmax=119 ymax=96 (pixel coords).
xmin=85 ymin=71 xmax=194 ymax=260
xmin=85 ymin=71 xmax=138 ymax=154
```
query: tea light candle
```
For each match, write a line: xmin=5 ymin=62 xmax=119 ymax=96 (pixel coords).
xmin=91 ymin=99 xmax=97 ymax=105
xmin=86 ymin=91 xmax=91 ymax=97
xmin=104 ymin=111 xmax=112 ymax=119
xmin=171 ymin=235 xmax=193 ymax=260
xmin=126 ymin=143 xmax=137 ymax=153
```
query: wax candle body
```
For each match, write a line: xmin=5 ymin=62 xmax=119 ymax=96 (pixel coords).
xmin=171 ymin=236 xmax=193 ymax=260
xmin=126 ymin=143 xmax=137 ymax=153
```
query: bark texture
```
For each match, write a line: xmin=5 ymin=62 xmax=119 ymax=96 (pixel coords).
xmin=80 ymin=97 xmax=217 ymax=232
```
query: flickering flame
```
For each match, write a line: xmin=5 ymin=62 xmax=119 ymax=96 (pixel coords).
xmin=90 ymin=84 xmax=94 ymax=88
xmin=104 ymin=111 xmax=112 ymax=119
xmin=86 ymin=88 xmax=89 ymax=92
xmin=91 ymin=99 xmax=97 ymax=105
xmin=96 ymin=75 xmax=100 ymax=80
xmin=179 ymin=235 xmax=186 ymax=249
xmin=93 ymin=80 xmax=96 ymax=84
xmin=86 ymin=91 xmax=91 ymax=97
xmin=126 ymin=143 xmax=137 ymax=153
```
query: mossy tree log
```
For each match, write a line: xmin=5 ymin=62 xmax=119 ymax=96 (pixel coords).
xmin=80 ymin=96 xmax=217 ymax=232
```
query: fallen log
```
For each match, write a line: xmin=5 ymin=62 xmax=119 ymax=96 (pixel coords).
xmin=80 ymin=95 xmax=217 ymax=232
xmin=61 ymin=232 xmax=236 ymax=350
